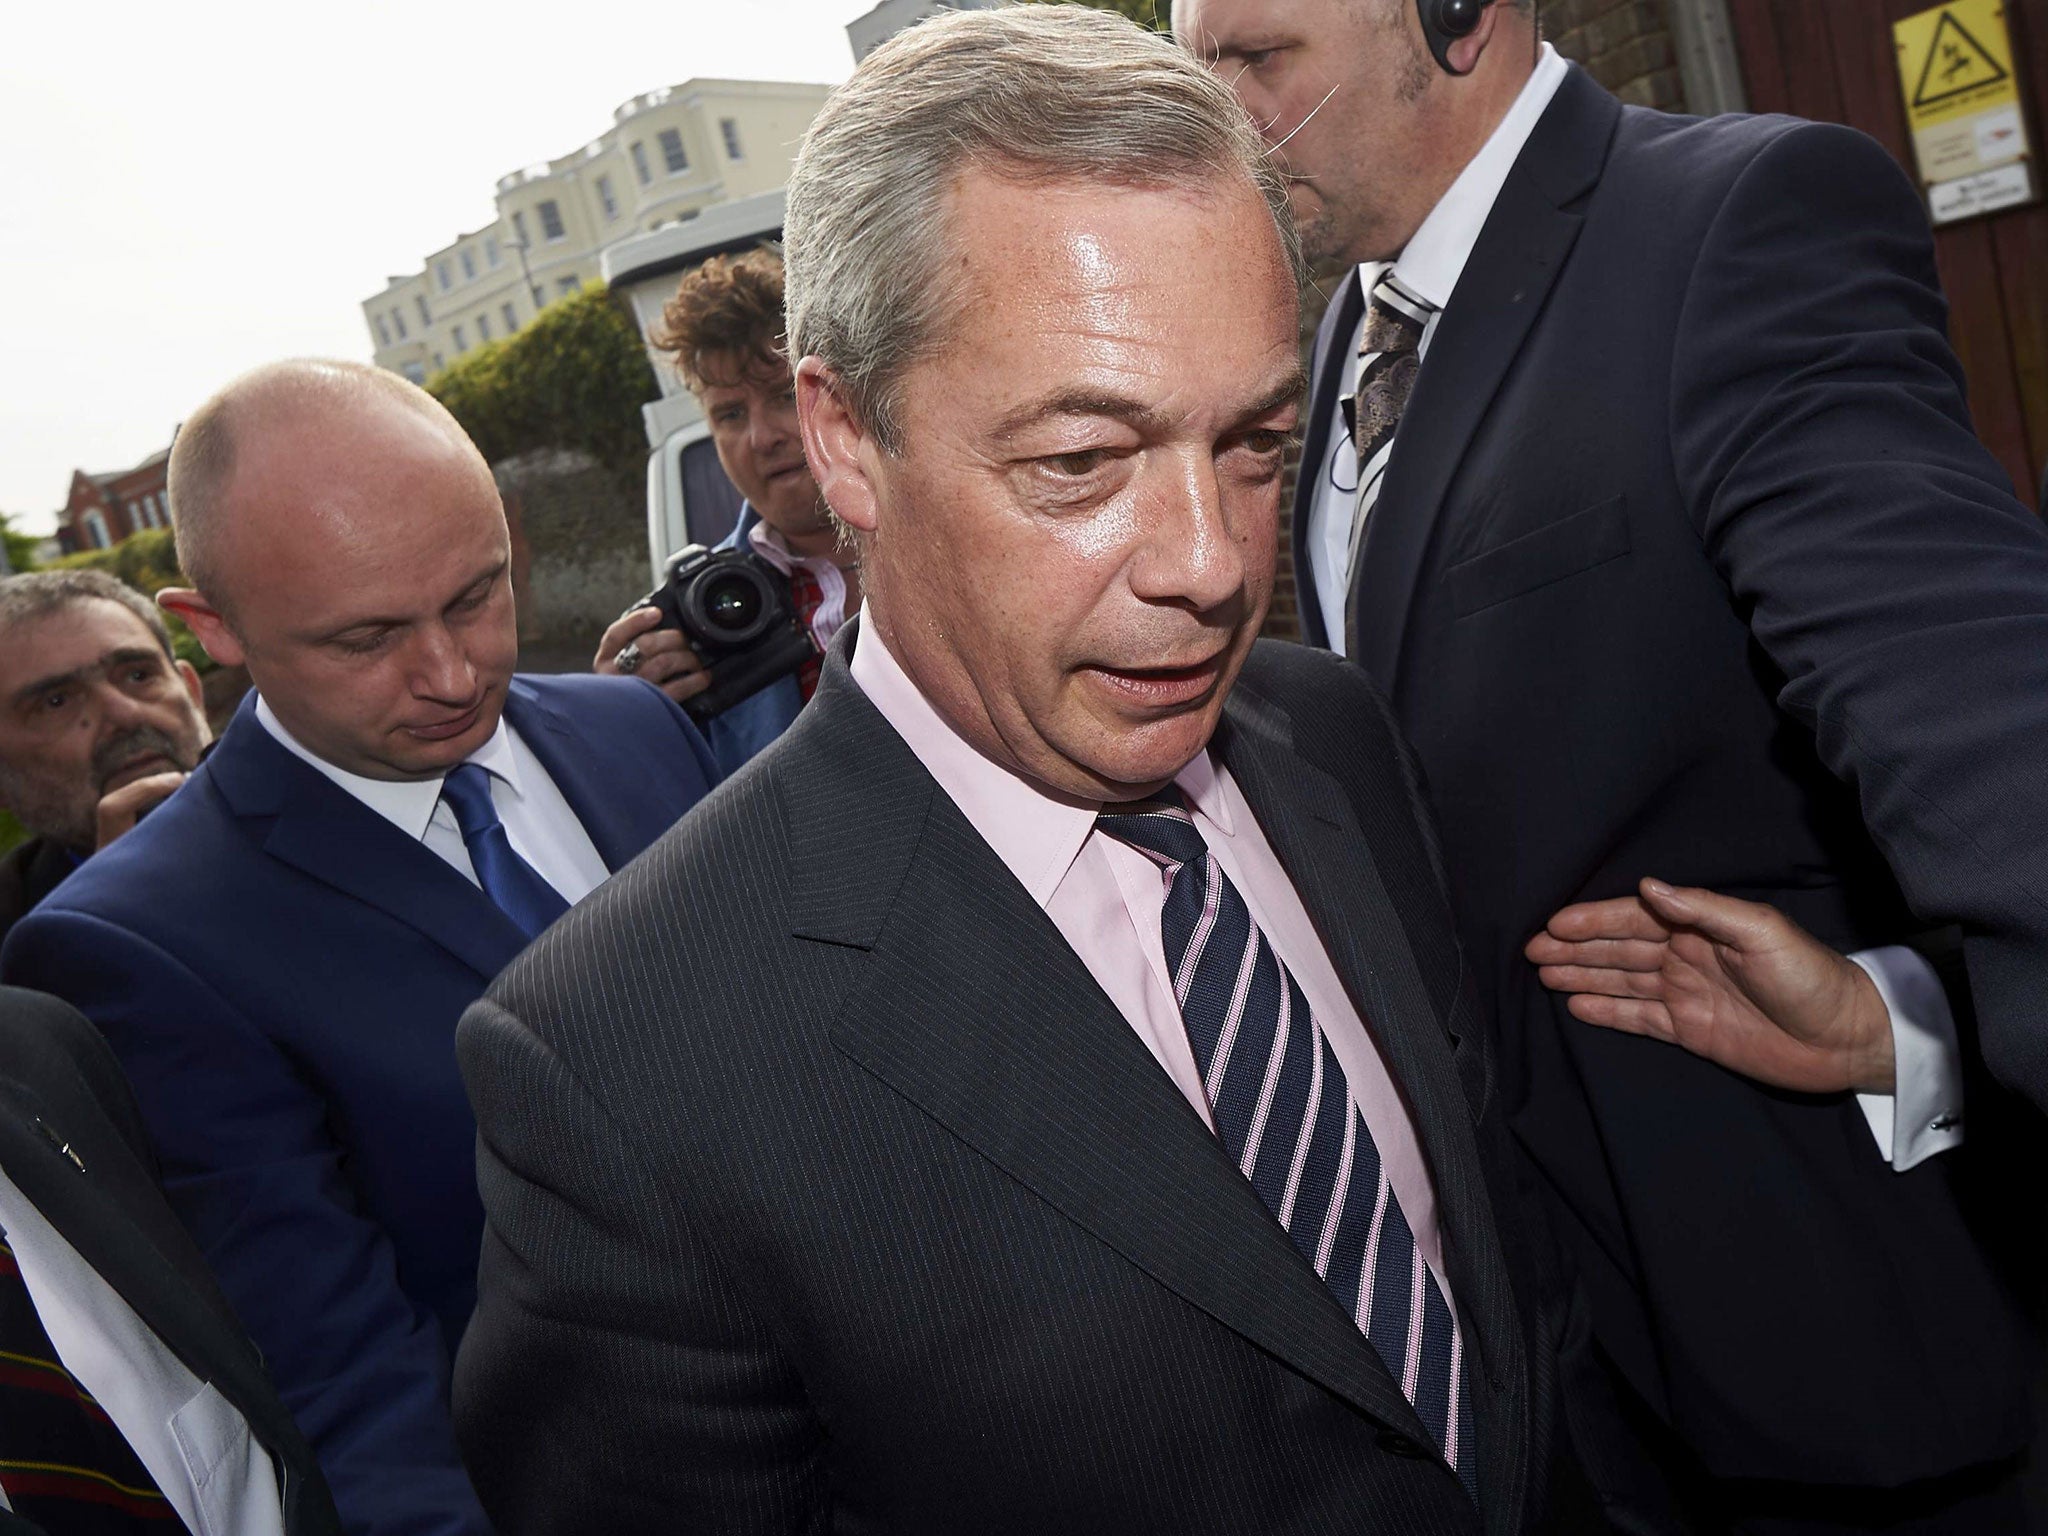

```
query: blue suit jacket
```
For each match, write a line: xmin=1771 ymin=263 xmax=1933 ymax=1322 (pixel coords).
xmin=699 ymin=504 xmax=807 ymax=777
xmin=1 ymin=673 xmax=719 ymax=1536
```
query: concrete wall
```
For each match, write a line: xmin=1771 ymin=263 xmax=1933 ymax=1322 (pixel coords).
xmin=496 ymin=449 xmax=647 ymax=670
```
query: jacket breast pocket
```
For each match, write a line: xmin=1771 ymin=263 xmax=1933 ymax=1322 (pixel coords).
xmin=1447 ymin=494 xmax=1631 ymax=618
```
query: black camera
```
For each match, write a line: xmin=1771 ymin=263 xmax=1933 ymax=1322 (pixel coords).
xmin=638 ymin=544 xmax=818 ymax=723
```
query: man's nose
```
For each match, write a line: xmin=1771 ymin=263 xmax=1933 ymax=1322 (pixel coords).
xmin=93 ymin=676 xmax=157 ymax=730
xmin=1132 ymin=454 xmax=1247 ymax=612
xmin=412 ymin=625 xmax=480 ymax=701
xmin=749 ymin=404 xmax=792 ymax=456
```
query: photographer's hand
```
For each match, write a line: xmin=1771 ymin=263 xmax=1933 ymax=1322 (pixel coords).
xmin=595 ymin=607 xmax=711 ymax=706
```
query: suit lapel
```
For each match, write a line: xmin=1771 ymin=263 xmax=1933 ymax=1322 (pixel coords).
xmin=1350 ymin=66 xmax=1620 ymax=686
xmin=1216 ymin=686 xmax=1530 ymax=1527
xmin=504 ymin=680 xmax=660 ymax=873
xmin=1293 ymin=271 xmax=1367 ymax=652
xmin=207 ymin=700 xmax=529 ymax=981
xmin=786 ymin=636 xmax=1432 ymax=1444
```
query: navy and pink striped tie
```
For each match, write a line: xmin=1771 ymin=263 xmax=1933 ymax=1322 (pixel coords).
xmin=1097 ymin=790 xmax=1473 ymax=1497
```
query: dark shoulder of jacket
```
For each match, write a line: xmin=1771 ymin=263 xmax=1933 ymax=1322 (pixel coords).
xmin=1234 ymin=639 xmax=1404 ymax=770
xmin=1233 ymin=641 xmax=1456 ymax=903
xmin=0 ymin=985 xmax=151 ymax=1161
xmin=487 ymin=736 xmax=790 ymax=1019
xmin=1606 ymin=98 xmax=1855 ymax=213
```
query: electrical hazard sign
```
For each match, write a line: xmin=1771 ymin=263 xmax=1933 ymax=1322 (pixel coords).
xmin=1893 ymin=0 xmax=2036 ymax=223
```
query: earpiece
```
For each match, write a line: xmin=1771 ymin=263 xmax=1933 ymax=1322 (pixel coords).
xmin=1417 ymin=0 xmax=1495 ymax=74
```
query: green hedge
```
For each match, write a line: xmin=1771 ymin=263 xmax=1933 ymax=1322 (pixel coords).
xmin=428 ymin=283 xmax=659 ymax=493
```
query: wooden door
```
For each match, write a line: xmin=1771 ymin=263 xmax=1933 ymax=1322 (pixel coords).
xmin=1726 ymin=0 xmax=2048 ymax=506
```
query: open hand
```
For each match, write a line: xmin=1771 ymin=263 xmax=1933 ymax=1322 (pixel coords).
xmin=1525 ymin=879 xmax=1894 ymax=1095
xmin=595 ymin=607 xmax=710 ymax=706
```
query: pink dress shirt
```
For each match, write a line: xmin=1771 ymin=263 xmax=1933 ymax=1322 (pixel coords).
xmin=849 ymin=618 xmax=1453 ymax=1294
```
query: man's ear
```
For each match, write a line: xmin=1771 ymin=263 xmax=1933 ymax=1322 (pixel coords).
xmin=795 ymin=357 xmax=881 ymax=536
xmin=156 ymin=589 xmax=247 ymax=670
xmin=1445 ymin=1 xmax=1512 ymax=76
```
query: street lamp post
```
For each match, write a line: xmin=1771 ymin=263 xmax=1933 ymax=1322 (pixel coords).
xmin=504 ymin=233 xmax=543 ymax=315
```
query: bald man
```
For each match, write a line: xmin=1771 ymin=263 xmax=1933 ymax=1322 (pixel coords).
xmin=1 ymin=360 xmax=720 ymax=1536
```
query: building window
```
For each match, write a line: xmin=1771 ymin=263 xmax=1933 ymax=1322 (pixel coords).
xmin=375 ymin=316 xmax=391 ymax=347
xmin=392 ymin=309 xmax=408 ymax=340
xmin=403 ymin=362 xmax=428 ymax=385
xmin=531 ymin=284 xmax=545 ymax=308
xmin=433 ymin=352 xmax=446 ymax=371
xmin=630 ymin=141 xmax=651 ymax=185
xmin=416 ymin=295 xmax=431 ymax=326
xmin=485 ymin=236 xmax=501 ymax=268
xmin=659 ymin=128 xmax=689 ymax=174
xmin=453 ymin=323 xmax=468 ymax=352
xmin=720 ymin=118 xmax=744 ymax=160
xmin=477 ymin=312 xmax=492 ymax=342
xmin=556 ymin=275 xmax=579 ymax=297
xmin=538 ymin=200 xmax=565 ymax=241
xmin=502 ymin=302 xmax=519 ymax=332
xmin=512 ymin=210 xmax=530 ymax=247
xmin=460 ymin=248 xmax=477 ymax=281
xmin=596 ymin=175 xmax=618 ymax=221
xmin=437 ymin=260 xmax=452 ymax=292
xmin=84 ymin=510 xmax=111 ymax=549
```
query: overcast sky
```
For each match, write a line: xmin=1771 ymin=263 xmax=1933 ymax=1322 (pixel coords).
xmin=0 ymin=0 xmax=868 ymax=534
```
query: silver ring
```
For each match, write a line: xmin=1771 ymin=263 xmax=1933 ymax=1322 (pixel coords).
xmin=615 ymin=641 xmax=643 ymax=674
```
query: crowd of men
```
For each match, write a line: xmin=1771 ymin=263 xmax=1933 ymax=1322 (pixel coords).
xmin=3 ymin=3 xmax=2047 ymax=1535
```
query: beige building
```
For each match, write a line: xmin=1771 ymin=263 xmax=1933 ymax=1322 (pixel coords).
xmin=362 ymin=78 xmax=832 ymax=383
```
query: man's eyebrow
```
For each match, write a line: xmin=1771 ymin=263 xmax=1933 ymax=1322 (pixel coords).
xmin=305 ymin=559 xmax=507 ymax=643
xmin=991 ymin=388 xmax=1175 ymax=443
xmin=10 ymin=664 xmax=92 ymax=708
xmin=8 ymin=646 xmax=163 ymax=708
xmin=1238 ymin=368 xmax=1310 ymax=425
xmin=991 ymin=369 xmax=1307 ymax=445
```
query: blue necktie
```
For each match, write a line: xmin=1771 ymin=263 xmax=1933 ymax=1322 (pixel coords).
xmin=439 ymin=763 xmax=571 ymax=939
xmin=1097 ymin=789 xmax=1474 ymax=1498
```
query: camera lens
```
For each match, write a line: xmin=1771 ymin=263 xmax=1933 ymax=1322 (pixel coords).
xmin=701 ymin=572 xmax=763 ymax=633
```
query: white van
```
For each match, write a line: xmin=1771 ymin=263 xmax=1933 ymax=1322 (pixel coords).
xmin=600 ymin=189 xmax=787 ymax=586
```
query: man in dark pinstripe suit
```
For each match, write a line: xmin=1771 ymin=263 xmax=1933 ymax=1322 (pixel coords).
xmin=452 ymin=11 xmax=1631 ymax=1533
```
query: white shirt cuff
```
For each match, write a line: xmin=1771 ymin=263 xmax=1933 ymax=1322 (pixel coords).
xmin=1850 ymin=946 xmax=1964 ymax=1172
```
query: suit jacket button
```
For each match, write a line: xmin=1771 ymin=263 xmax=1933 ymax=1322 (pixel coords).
xmin=1378 ymin=1430 xmax=1429 ymax=1459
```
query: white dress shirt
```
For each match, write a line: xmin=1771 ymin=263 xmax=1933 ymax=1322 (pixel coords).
xmin=1303 ymin=44 xmax=1961 ymax=1170
xmin=0 ymin=1173 xmax=286 ymax=1536
xmin=254 ymin=697 xmax=610 ymax=906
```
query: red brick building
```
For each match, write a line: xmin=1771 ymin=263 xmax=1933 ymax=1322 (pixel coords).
xmin=55 ymin=447 xmax=173 ymax=555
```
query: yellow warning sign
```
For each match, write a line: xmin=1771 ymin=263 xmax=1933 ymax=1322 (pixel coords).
xmin=1895 ymin=0 xmax=2020 ymax=133
xmin=1893 ymin=0 xmax=2035 ymax=222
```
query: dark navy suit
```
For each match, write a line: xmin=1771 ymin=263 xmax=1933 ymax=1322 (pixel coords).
xmin=1294 ymin=64 xmax=2047 ymax=1509
xmin=1 ymin=674 xmax=718 ymax=1536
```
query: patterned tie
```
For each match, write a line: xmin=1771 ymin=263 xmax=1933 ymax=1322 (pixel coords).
xmin=1344 ymin=271 xmax=1436 ymax=522
xmin=1097 ymin=790 xmax=1473 ymax=1496
xmin=438 ymin=764 xmax=570 ymax=939
xmin=0 ymin=1237 xmax=188 ymax=1532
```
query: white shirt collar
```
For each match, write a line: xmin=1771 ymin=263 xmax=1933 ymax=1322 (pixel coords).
xmin=254 ymin=694 xmax=525 ymax=844
xmin=846 ymin=609 xmax=1233 ymax=908
xmin=1362 ymin=42 xmax=1571 ymax=312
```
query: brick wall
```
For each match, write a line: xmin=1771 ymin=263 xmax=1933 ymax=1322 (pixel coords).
xmin=1542 ymin=0 xmax=1688 ymax=109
